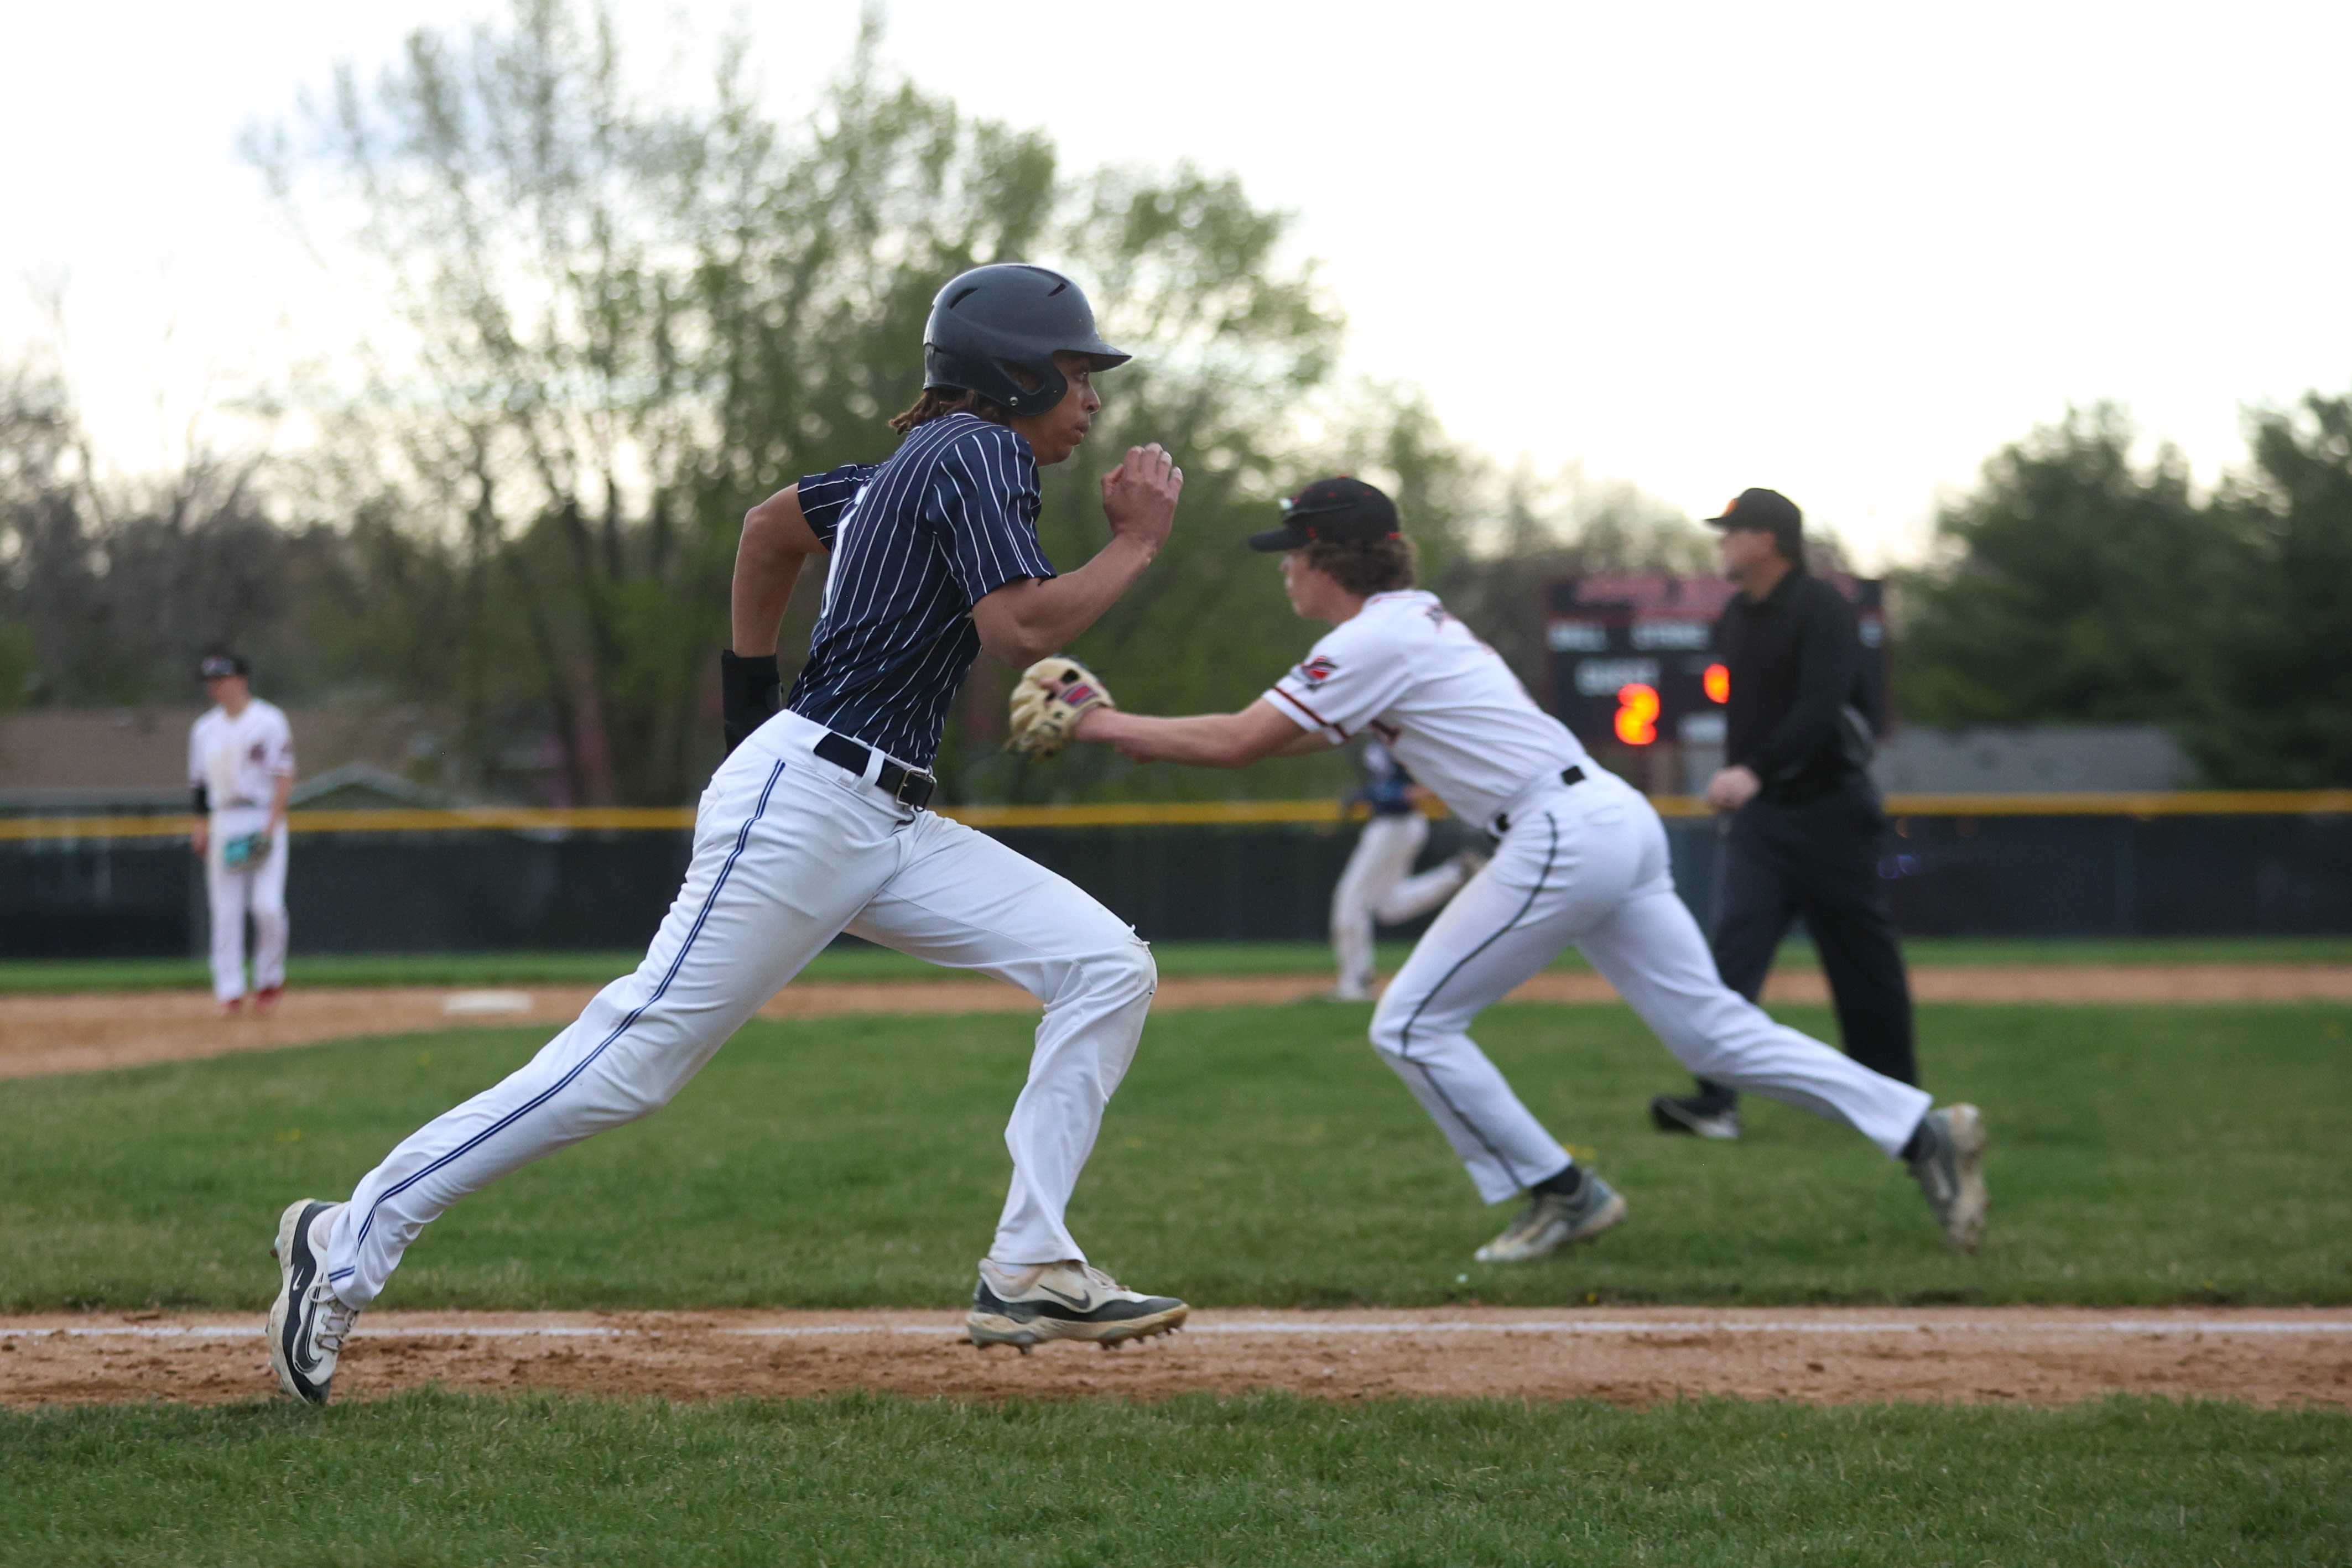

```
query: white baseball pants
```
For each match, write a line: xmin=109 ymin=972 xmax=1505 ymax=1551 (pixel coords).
xmin=1330 ymin=813 xmax=1472 ymax=996
xmin=1370 ymin=770 xmax=1932 ymax=1205
xmin=325 ymin=713 xmax=1157 ymax=1309
xmin=204 ymin=809 xmax=288 ymax=1004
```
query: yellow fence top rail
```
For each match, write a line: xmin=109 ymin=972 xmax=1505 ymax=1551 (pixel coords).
xmin=2 ymin=790 xmax=2348 ymax=841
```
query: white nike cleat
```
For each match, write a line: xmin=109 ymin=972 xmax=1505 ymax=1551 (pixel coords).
xmin=966 ymin=1259 xmax=1188 ymax=1350
xmin=268 ymin=1199 xmax=359 ymax=1405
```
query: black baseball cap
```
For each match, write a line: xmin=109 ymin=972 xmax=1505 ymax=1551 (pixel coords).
xmin=1705 ymin=487 xmax=1803 ymax=544
xmin=198 ymin=652 xmax=249 ymax=680
xmin=1247 ymin=477 xmax=1402 ymax=552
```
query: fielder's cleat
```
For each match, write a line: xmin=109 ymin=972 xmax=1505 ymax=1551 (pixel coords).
xmin=1322 ymin=986 xmax=1375 ymax=1003
xmin=1474 ymin=1173 xmax=1628 ymax=1263
xmin=1650 ymin=1092 xmax=1741 ymax=1140
xmin=966 ymin=1259 xmax=1188 ymax=1349
xmin=254 ymin=984 xmax=285 ymax=1013
xmin=220 ymin=997 xmax=245 ymax=1018
xmin=1907 ymin=1103 xmax=1989 ymax=1253
xmin=268 ymin=1199 xmax=358 ymax=1405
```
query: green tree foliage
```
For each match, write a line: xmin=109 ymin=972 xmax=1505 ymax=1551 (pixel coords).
xmin=1898 ymin=400 xmax=2352 ymax=786
xmin=2188 ymin=393 xmax=2352 ymax=786
xmin=254 ymin=2 xmax=1358 ymax=805
xmin=1898 ymin=405 xmax=2224 ymax=726
xmin=0 ymin=362 xmax=300 ymax=710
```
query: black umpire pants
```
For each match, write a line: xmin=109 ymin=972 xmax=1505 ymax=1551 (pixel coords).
xmin=1692 ymin=772 xmax=1917 ymax=1109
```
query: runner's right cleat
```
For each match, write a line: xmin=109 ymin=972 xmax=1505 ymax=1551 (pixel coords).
xmin=268 ymin=1199 xmax=359 ymax=1405
xmin=966 ymin=1259 xmax=1188 ymax=1348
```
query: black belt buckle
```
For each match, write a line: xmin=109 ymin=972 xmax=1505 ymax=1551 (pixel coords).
xmin=887 ymin=766 xmax=936 ymax=810
xmin=814 ymin=730 xmax=934 ymax=811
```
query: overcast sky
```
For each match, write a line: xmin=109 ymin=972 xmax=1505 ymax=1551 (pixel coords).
xmin=6 ymin=1 xmax=2348 ymax=565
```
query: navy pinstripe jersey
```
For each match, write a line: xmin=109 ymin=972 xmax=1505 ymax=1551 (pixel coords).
xmin=782 ymin=413 xmax=1057 ymax=768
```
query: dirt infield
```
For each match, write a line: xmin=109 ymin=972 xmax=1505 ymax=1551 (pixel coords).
xmin=3 ymin=963 xmax=2348 ymax=1082
xmin=5 ymin=1306 xmax=2347 ymax=1410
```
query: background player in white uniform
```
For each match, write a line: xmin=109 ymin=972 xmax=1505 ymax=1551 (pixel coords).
xmin=1068 ymin=477 xmax=1987 ymax=1263
xmin=1327 ymin=737 xmax=1479 ymax=1001
xmin=266 ymin=265 xmax=1189 ymax=1405
xmin=187 ymin=652 xmax=295 ymax=1014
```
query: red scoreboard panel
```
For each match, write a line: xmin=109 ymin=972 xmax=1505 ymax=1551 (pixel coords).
xmin=1544 ymin=574 xmax=1888 ymax=754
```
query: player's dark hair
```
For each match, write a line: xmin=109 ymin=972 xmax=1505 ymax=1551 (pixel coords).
xmin=888 ymin=387 xmax=1014 ymax=434
xmin=1302 ymin=535 xmax=1418 ymax=597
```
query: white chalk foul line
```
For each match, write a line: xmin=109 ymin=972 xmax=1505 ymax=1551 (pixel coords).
xmin=6 ymin=1319 xmax=2351 ymax=1342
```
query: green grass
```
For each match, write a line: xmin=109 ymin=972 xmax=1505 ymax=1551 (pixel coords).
xmin=4 ymin=1002 xmax=2346 ymax=1312
xmin=0 ymin=941 xmax=1399 ymax=993
xmin=1 ymin=1392 xmax=2343 ymax=1566
xmin=4 ymin=934 xmax=2347 ymax=993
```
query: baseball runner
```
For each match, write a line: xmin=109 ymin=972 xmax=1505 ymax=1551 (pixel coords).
xmin=268 ymin=264 xmax=1189 ymax=1405
xmin=188 ymin=652 xmax=294 ymax=1015
xmin=1014 ymin=477 xmax=1986 ymax=1263
xmin=1326 ymin=737 xmax=1480 ymax=1001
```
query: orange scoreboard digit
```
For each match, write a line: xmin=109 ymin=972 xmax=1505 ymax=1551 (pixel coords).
xmin=1544 ymin=574 xmax=1887 ymax=753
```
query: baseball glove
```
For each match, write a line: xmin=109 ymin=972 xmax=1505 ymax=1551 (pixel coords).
xmin=222 ymin=831 xmax=272 ymax=870
xmin=1008 ymin=657 xmax=1115 ymax=762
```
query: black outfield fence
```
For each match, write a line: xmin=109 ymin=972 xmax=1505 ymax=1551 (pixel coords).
xmin=3 ymin=794 xmax=2348 ymax=960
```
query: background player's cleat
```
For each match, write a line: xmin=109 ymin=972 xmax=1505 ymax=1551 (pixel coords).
xmin=220 ymin=997 xmax=245 ymax=1018
xmin=1474 ymin=1174 xmax=1628 ymax=1263
xmin=1906 ymin=1103 xmax=1989 ymax=1252
xmin=966 ymin=1259 xmax=1188 ymax=1348
xmin=1446 ymin=848 xmax=1491 ymax=879
xmin=1322 ymin=985 xmax=1375 ymax=1003
xmin=254 ymin=984 xmax=285 ymax=1012
xmin=1650 ymin=1092 xmax=1742 ymax=1140
xmin=268 ymin=1199 xmax=358 ymax=1405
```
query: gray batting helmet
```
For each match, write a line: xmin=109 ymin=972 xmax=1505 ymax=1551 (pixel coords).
xmin=922 ymin=264 xmax=1130 ymax=418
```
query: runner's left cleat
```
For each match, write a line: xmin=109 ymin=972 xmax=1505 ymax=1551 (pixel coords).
xmin=966 ymin=1259 xmax=1188 ymax=1348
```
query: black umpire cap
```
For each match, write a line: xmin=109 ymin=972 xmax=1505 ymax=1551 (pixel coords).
xmin=1247 ymin=477 xmax=1402 ymax=551
xmin=1705 ymin=487 xmax=1803 ymax=556
xmin=197 ymin=652 xmax=250 ymax=680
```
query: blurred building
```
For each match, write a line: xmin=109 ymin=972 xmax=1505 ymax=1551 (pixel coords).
xmin=0 ymin=706 xmax=456 ymax=814
xmin=1870 ymin=725 xmax=2189 ymax=795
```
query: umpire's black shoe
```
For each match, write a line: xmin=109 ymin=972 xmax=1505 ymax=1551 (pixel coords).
xmin=268 ymin=1199 xmax=359 ymax=1405
xmin=1649 ymin=1092 xmax=1742 ymax=1140
xmin=967 ymin=1260 xmax=1188 ymax=1350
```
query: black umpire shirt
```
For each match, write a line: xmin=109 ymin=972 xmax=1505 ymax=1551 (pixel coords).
xmin=1719 ymin=565 xmax=1871 ymax=803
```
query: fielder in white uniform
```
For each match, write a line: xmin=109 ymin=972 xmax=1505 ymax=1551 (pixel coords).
xmin=1328 ymin=737 xmax=1477 ymax=1001
xmin=188 ymin=652 xmax=294 ymax=1014
xmin=266 ymin=265 xmax=1191 ymax=1405
xmin=1072 ymin=477 xmax=1988 ymax=1263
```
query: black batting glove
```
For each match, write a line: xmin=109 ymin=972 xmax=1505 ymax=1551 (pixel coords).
xmin=720 ymin=650 xmax=781 ymax=754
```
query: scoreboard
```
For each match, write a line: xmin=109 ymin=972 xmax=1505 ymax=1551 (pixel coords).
xmin=1544 ymin=574 xmax=1888 ymax=756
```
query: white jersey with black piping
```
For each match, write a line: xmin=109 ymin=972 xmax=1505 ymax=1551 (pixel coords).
xmin=1265 ymin=590 xmax=1591 ymax=827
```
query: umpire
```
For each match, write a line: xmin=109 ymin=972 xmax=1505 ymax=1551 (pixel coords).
xmin=1650 ymin=487 xmax=1918 ymax=1139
